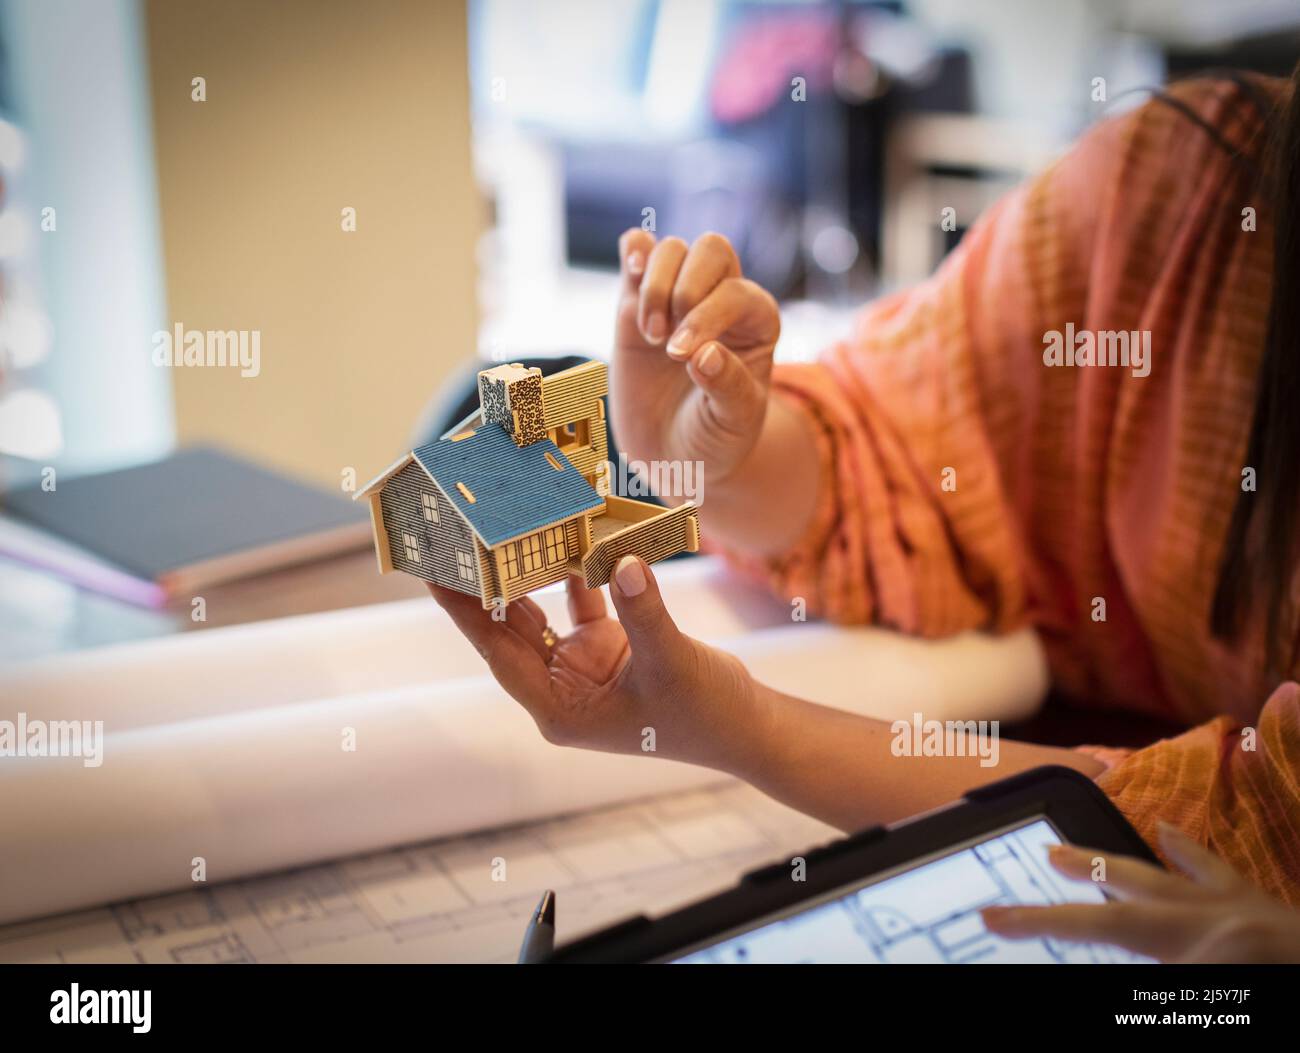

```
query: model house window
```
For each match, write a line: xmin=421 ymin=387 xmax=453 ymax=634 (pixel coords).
xmin=421 ymin=491 xmax=439 ymax=524
xmin=504 ymin=543 xmax=520 ymax=580
xmin=543 ymin=525 xmax=567 ymax=565
xmin=520 ymin=533 xmax=543 ymax=574
xmin=456 ymin=550 xmax=475 ymax=582
xmin=402 ymin=532 xmax=420 ymax=563
xmin=556 ymin=420 xmax=589 ymax=450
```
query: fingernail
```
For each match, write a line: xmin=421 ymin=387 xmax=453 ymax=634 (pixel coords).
xmin=644 ymin=311 xmax=666 ymax=344
xmin=666 ymin=327 xmax=694 ymax=359
xmin=614 ymin=555 xmax=646 ymax=597
xmin=626 ymin=251 xmax=644 ymax=276
xmin=695 ymin=343 xmax=722 ymax=376
xmin=1047 ymin=844 xmax=1081 ymax=866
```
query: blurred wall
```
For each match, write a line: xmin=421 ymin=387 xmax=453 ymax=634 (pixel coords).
xmin=144 ymin=0 xmax=480 ymax=487
xmin=0 ymin=0 xmax=172 ymax=479
xmin=910 ymin=0 xmax=1107 ymax=129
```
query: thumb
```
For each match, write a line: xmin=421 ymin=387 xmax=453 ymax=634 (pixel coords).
xmin=685 ymin=340 xmax=767 ymax=438
xmin=608 ymin=554 xmax=688 ymax=669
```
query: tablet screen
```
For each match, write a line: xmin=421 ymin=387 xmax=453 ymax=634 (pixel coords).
xmin=671 ymin=817 xmax=1151 ymax=964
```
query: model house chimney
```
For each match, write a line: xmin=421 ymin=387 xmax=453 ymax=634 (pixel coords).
xmin=477 ymin=363 xmax=546 ymax=447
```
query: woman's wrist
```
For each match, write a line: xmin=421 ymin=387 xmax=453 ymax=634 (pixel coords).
xmin=705 ymin=673 xmax=786 ymax=783
xmin=698 ymin=392 xmax=821 ymax=557
xmin=667 ymin=647 xmax=781 ymax=777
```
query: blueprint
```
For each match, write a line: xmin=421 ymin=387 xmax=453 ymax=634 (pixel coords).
xmin=0 ymin=782 xmax=833 ymax=964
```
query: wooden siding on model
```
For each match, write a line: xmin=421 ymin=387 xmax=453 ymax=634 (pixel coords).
xmin=555 ymin=400 xmax=608 ymax=485
xmin=540 ymin=361 xmax=607 ymax=427
xmin=476 ymin=537 xmax=499 ymax=605
xmin=367 ymin=493 xmax=394 ymax=573
xmin=380 ymin=462 xmax=482 ymax=598
xmin=581 ymin=502 xmax=700 ymax=587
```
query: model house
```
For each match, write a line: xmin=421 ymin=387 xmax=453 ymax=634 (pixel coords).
xmin=355 ymin=360 xmax=700 ymax=607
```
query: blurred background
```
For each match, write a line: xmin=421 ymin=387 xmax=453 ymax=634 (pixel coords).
xmin=1 ymin=0 xmax=1299 ymax=491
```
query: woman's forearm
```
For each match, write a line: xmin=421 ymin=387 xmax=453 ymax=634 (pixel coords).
xmin=697 ymin=392 xmax=822 ymax=557
xmin=723 ymin=680 xmax=1106 ymax=833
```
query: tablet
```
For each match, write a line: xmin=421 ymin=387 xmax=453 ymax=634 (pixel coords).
xmin=545 ymin=766 xmax=1161 ymax=964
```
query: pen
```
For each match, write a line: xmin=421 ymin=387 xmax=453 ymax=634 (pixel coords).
xmin=517 ymin=889 xmax=556 ymax=964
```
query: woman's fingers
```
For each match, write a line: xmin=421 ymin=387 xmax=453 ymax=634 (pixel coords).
xmin=616 ymin=229 xmax=656 ymax=353
xmin=622 ymin=229 xmax=744 ymax=352
xmin=607 ymin=555 xmax=689 ymax=676
xmin=1176 ymin=918 xmax=1260 ymax=964
xmin=1157 ymin=822 xmax=1245 ymax=893
xmin=985 ymin=838 xmax=1296 ymax=963
xmin=619 ymin=228 xmax=654 ymax=294
xmin=667 ymin=232 xmax=741 ymax=341
xmin=684 ymin=340 xmax=768 ymax=443
xmin=618 ymin=229 xmax=762 ymax=360
xmin=507 ymin=596 xmax=553 ymax=663
xmin=980 ymin=900 xmax=1199 ymax=960
xmin=427 ymin=584 xmax=550 ymax=703
xmin=1046 ymin=844 xmax=1212 ymax=903
xmin=566 ymin=572 xmax=607 ymax=627
xmin=667 ymin=277 xmax=779 ymax=362
xmin=638 ymin=237 xmax=689 ymax=345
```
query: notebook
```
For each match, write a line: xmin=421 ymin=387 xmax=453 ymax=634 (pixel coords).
xmin=0 ymin=447 xmax=371 ymax=605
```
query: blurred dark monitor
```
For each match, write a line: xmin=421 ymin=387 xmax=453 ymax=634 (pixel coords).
xmin=560 ymin=47 xmax=973 ymax=300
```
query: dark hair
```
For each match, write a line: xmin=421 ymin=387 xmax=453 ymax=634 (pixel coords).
xmin=1209 ymin=60 xmax=1300 ymax=674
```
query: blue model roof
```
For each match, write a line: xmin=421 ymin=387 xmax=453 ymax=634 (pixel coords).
xmin=412 ymin=425 xmax=603 ymax=547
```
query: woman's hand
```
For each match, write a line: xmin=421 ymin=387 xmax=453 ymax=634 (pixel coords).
xmin=431 ymin=555 xmax=1141 ymax=836
xmin=429 ymin=555 xmax=764 ymax=769
xmin=981 ymin=822 xmax=1300 ymax=963
xmin=611 ymin=229 xmax=781 ymax=488
xmin=608 ymin=228 xmax=819 ymax=557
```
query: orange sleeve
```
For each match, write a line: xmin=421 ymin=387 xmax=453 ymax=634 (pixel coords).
xmin=1093 ymin=682 xmax=1300 ymax=906
xmin=716 ymin=94 xmax=1143 ymax=639
xmin=722 ymin=217 xmax=1030 ymax=637
xmin=722 ymin=139 xmax=1103 ymax=635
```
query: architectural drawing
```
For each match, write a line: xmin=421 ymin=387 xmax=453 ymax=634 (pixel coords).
xmin=0 ymin=783 xmax=832 ymax=965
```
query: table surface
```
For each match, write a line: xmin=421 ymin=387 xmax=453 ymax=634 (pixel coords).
xmin=0 ymin=546 xmax=429 ymax=667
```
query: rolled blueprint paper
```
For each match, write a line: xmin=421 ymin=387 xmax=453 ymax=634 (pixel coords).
xmin=0 ymin=558 xmax=1047 ymax=924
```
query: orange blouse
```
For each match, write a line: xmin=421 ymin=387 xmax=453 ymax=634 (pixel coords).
xmin=739 ymin=78 xmax=1300 ymax=905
